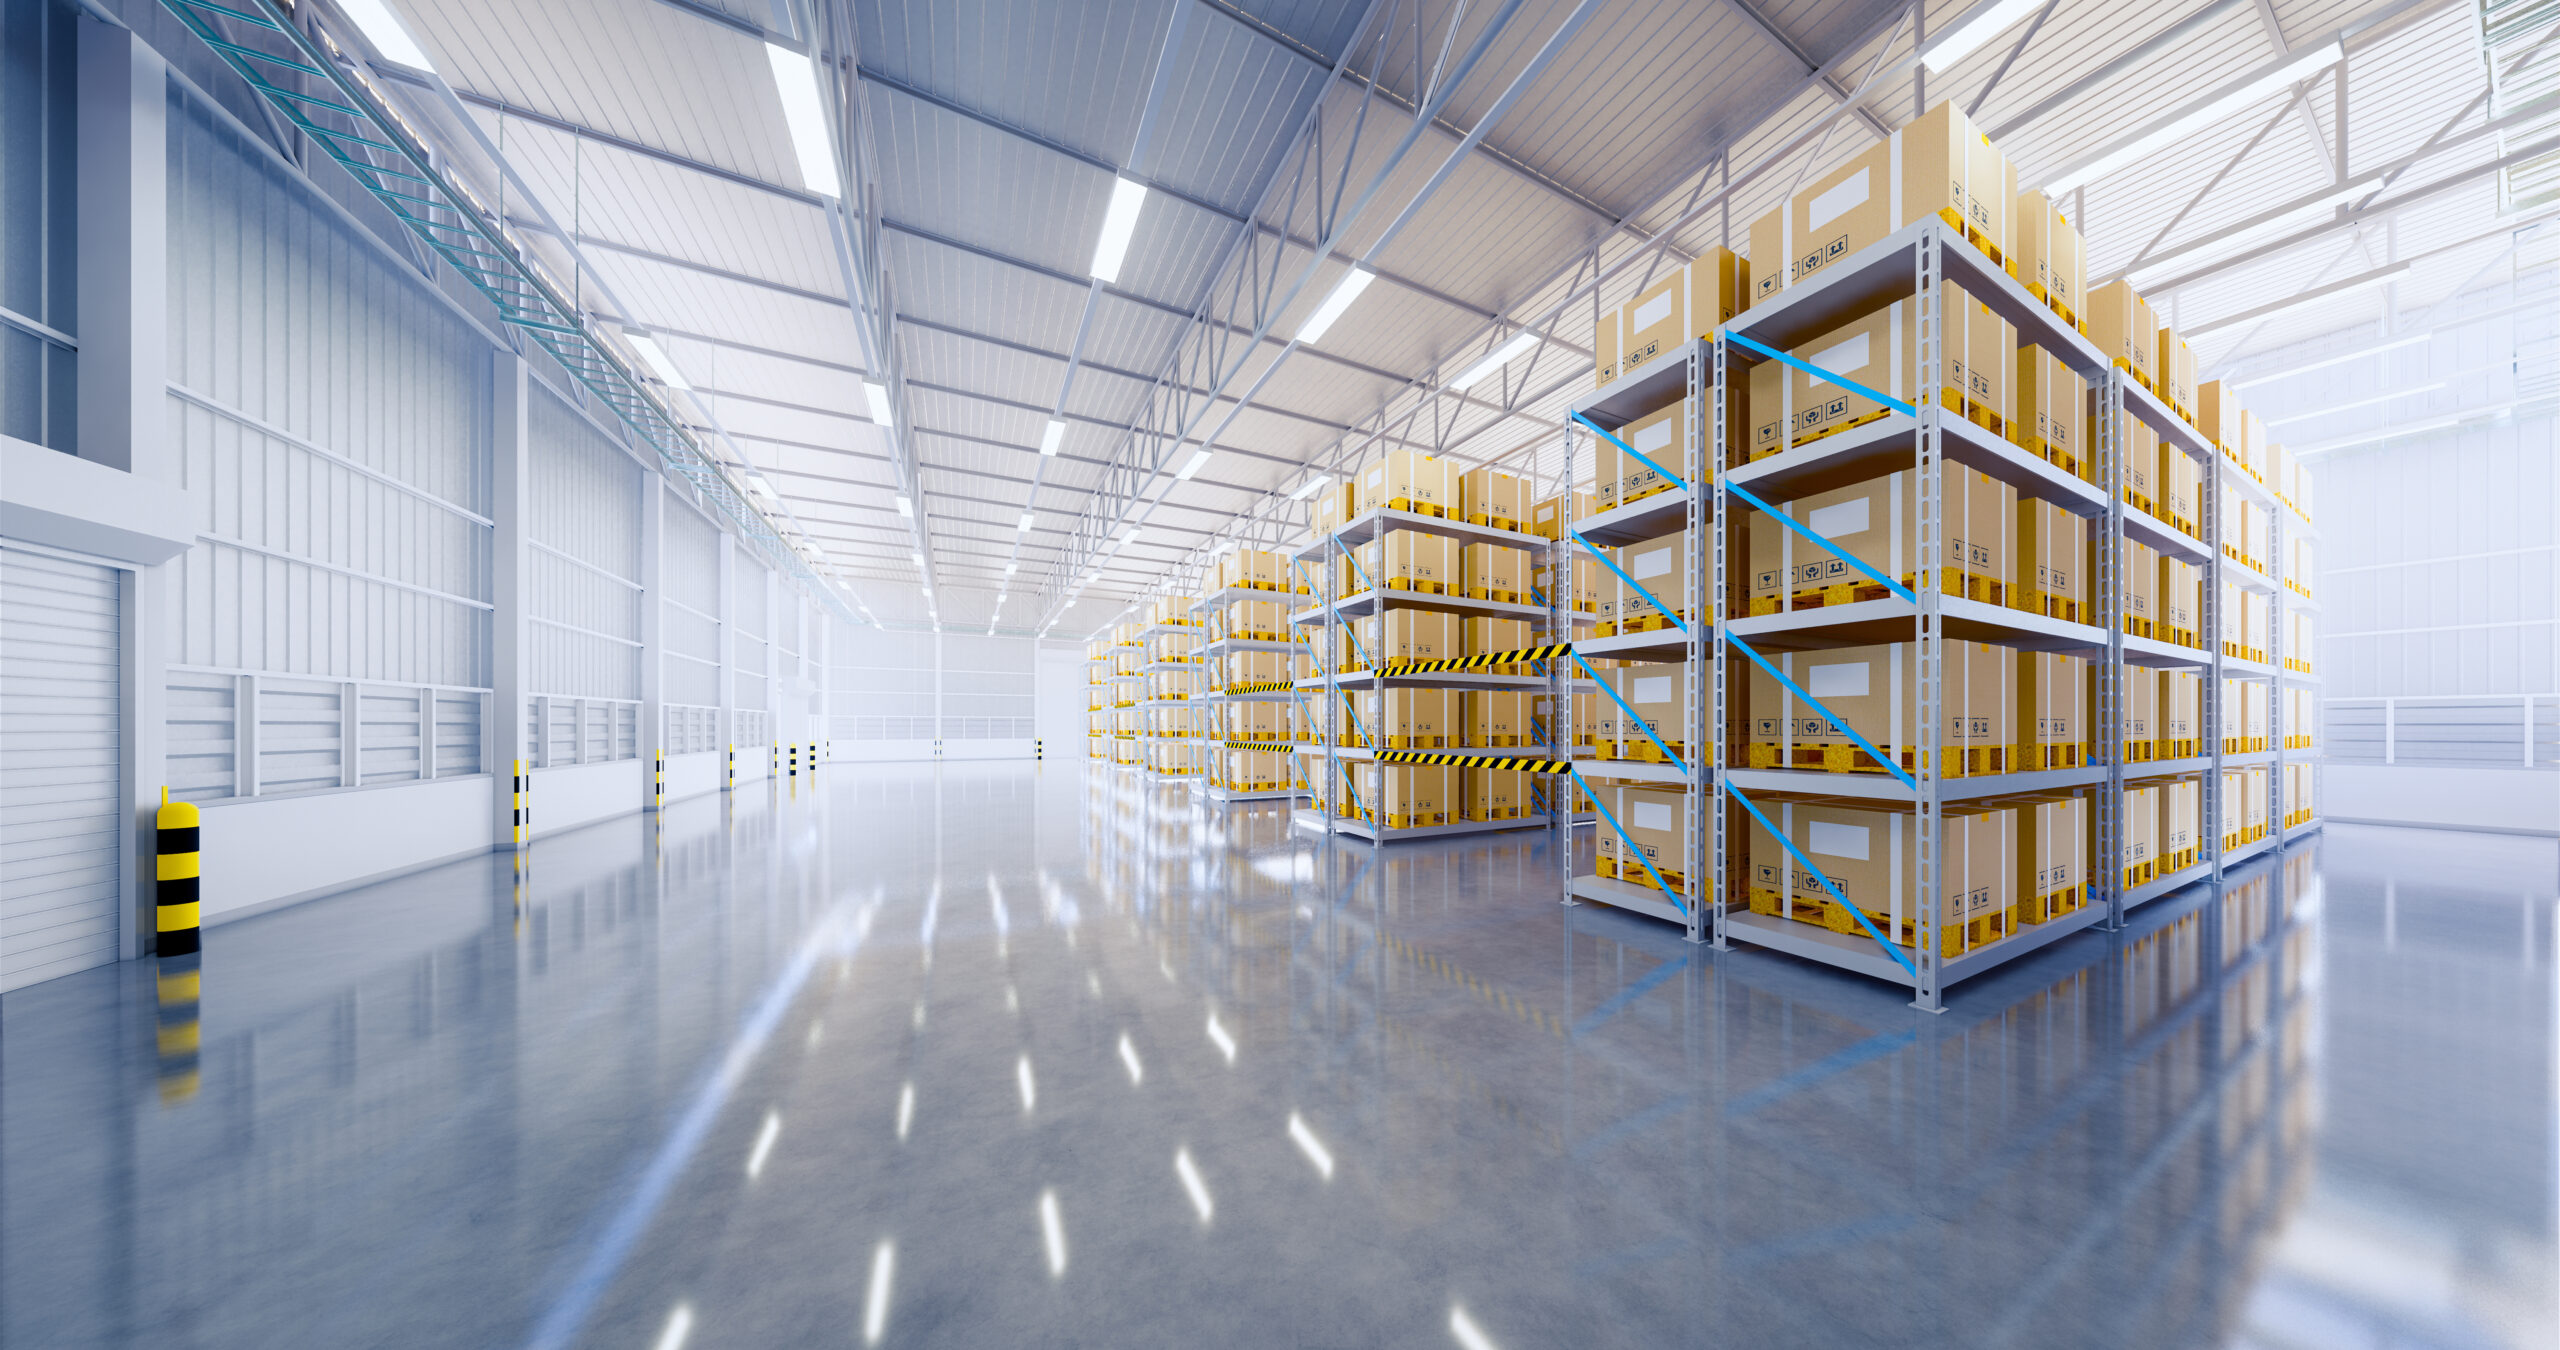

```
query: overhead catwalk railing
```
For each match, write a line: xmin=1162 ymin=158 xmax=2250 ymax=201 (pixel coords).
xmin=1560 ymin=192 xmax=2319 ymax=1011
xmin=156 ymin=0 xmax=852 ymax=622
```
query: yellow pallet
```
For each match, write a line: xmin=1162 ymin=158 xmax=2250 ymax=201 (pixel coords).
xmin=2020 ymin=743 xmax=2085 ymax=770
xmin=2018 ymin=884 xmax=2088 ymax=925
xmin=2018 ymin=587 xmax=2082 ymax=624
xmin=1466 ymin=513 xmax=1524 ymax=533
xmin=1384 ymin=811 xmax=1450 ymax=830
xmin=2157 ymin=737 xmax=2202 ymax=760
xmin=1597 ymin=854 xmax=1692 ymax=896
xmin=1384 ymin=497 xmax=1448 ymax=519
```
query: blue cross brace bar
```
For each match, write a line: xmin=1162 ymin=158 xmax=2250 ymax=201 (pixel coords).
xmin=1572 ymin=533 xmax=1689 ymax=636
xmin=1725 ymin=331 xmax=1918 ymax=418
xmin=1725 ymin=784 xmax=1918 ymax=977
xmin=1723 ymin=632 xmax=1919 ymax=790
xmin=1723 ymin=479 xmax=1918 ymax=605
xmin=1570 ymin=412 xmax=1689 ymax=493
xmin=1572 ymin=764 xmax=1685 ymax=911
xmin=1572 ymin=650 xmax=1688 ymax=774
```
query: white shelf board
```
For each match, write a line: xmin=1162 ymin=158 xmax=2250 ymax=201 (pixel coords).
xmin=1575 ymin=758 xmax=1693 ymax=784
xmin=2123 ymin=378 xmax=2215 ymax=463
xmin=1568 ymin=874 xmax=1692 ymax=926
xmin=2125 ymin=755 xmax=2217 ymax=781
xmin=2223 ymin=654 xmax=2277 ymax=678
xmin=1724 ymin=764 xmax=2106 ymax=802
xmin=1573 ymin=488 xmax=1692 ymax=547
xmin=1291 ymin=810 xmax=1553 ymax=842
xmin=2123 ymin=633 xmax=2212 ymax=669
xmin=1291 ymin=587 xmax=1551 ymax=624
xmin=1288 ymin=506 xmax=1550 ymax=559
xmin=1198 ymin=637 xmax=1302 ymax=654
xmin=1729 ymin=593 xmax=2108 ymax=653
xmin=2284 ymin=819 xmax=2324 ymax=843
xmin=1190 ymin=584 xmax=1308 ymax=612
xmin=1572 ymin=627 xmax=1694 ymax=663
xmin=1570 ymin=343 xmax=1695 ymax=427
xmin=1308 ymin=669 xmax=1552 ymax=691
xmin=1730 ymin=218 xmax=2105 ymax=379
xmin=2123 ymin=503 xmax=2209 ymax=562
xmin=2225 ymin=750 xmax=2278 ymax=766
xmin=1727 ymin=410 xmax=2106 ymax=518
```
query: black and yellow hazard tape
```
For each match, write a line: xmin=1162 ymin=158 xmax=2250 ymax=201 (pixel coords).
xmin=1227 ymin=680 xmax=1296 ymax=694
xmin=1371 ymin=750 xmax=1575 ymax=772
xmin=155 ymin=791 xmax=202 ymax=957
xmin=512 ymin=758 xmax=529 ymax=846
xmin=1221 ymin=741 xmax=1298 ymax=751
xmin=1369 ymin=642 xmax=1574 ymax=679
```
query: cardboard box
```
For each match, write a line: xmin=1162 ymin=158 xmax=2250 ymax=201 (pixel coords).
xmin=1531 ymin=555 xmax=1603 ymax=612
xmin=1460 ymin=690 xmax=1526 ymax=747
xmin=1531 ymin=491 xmax=1596 ymax=541
xmin=1749 ymin=100 xmax=2015 ymax=307
xmin=1743 ymin=641 xmax=2015 ymax=774
xmin=1605 ymin=399 xmax=1691 ymax=506
xmin=2118 ymin=664 xmax=2158 ymax=759
xmin=2159 ymin=776 xmax=2201 ymax=869
xmin=2159 ymin=669 xmax=2200 ymax=757
xmin=1464 ymin=616 xmax=1531 ymax=664
xmin=2016 ymin=345 xmax=2087 ymax=477
xmin=2159 ymin=443 xmax=2202 ymax=538
xmin=2195 ymin=379 xmax=2243 ymax=454
xmin=1747 ymin=464 xmax=2014 ymax=612
xmin=1745 ymin=799 xmax=2017 ymax=953
xmin=1460 ymin=467 xmax=1531 ymax=529
xmin=1356 ymin=763 xmax=1450 ymax=828
xmin=1622 ymin=247 xmax=1747 ymax=369
xmin=1360 ymin=688 xmax=1449 ymax=748
xmin=2085 ymin=280 xmax=2156 ymax=390
xmin=2114 ymin=537 xmax=2159 ymax=636
xmin=2092 ymin=398 xmax=2162 ymax=516
xmin=1608 ymin=531 xmax=1693 ymax=630
xmin=2156 ymin=326 xmax=2197 ymax=417
xmin=2017 ymin=652 xmax=2088 ymax=769
xmin=2239 ymin=409 xmax=2267 ymax=478
xmin=1607 ymin=785 xmax=1690 ymax=889
xmin=2013 ymin=792 xmax=2089 ymax=923
xmin=1357 ymin=530 xmax=1457 ymax=593
xmin=1605 ymin=665 xmax=1691 ymax=759
xmin=1594 ymin=309 xmax=1620 ymax=387
xmin=1463 ymin=542 xmax=1529 ymax=598
xmin=2017 ymin=499 xmax=2086 ymax=622
xmin=1461 ymin=766 xmax=1526 ymax=821
xmin=1308 ymin=478 xmax=1359 ymax=537
xmin=1746 ymin=282 xmax=2014 ymax=459
xmin=2121 ymin=783 xmax=2160 ymax=884
xmin=2013 ymin=189 xmax=2085 ymax=320
xmin=1352 ymin=607 xmax=1455 ymax=669
xmin=2159 ymin=556 xmax=2201 ymax=646
xmin=1357 ymin=450 xmax=1458 ymax=516
xmin=1222 ymin=598 xmax=1286 ymax=640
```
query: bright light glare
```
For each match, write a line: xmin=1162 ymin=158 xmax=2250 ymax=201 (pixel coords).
xmin=895 ymin=494 xmax=913 ymax=517
xmin=862 ymin=1242 xmax=895 ymax=1345
xmin=1119 ymin=1033 xmax=1144 ymax=1084
xmin=1918 ymin=0 xmax=2042 ymax=72
xmin=339 ymin=0 xmax=434 ymax=70
xmin=1450 ymin=330 xmax=1541 ymax=391
xmin=1175 ymin=1147 xmax=1213 ymax=1222
xmin=896 ymin=1082 xmax=915 ymax=1141
xmin=1040 ymin=419 xmax=1067 ymax=456
xmin=1177 ymin=450 xmax=1213 ymax=480
xmin=1296 ymin=266 xmax=1374 ymax=343
xmin=746 ymin=1111 xmax=781 ymax=1178
xmin=1018 ymin=1055 xmax=1038 ymax=1112
xmin=1290 ymin=474 xmax=1332 ymax=501
xmin=1450 ymin=1306 xmax=1499 ymax=1350
xmin=1089 ymin=178 xmax=1148 ymax=283
xmin=626 ymin=333 xmax=690 ymax=390
xmin=1288 ymin=1111 xmax=1334 ymax=1180
xmin=806 ymin=1020 xmax=825 ymax=1050
xmin=1206 ymin=1012 xmax=1236 ymax=1064
xmin=652 ymin=1302 xmax=696 ymax=1350
xmin=2264 ymin=380 xmax=2447 ymax=424
xmin=1038 ymin=1189 xmax=1068 ymax=1277
xmin=764 ymin=44 xmax=841 ymax=196
xmin=864 ymin=381 xmax=895 ymax=426
xmin=2047 ymin=41 xmax=2342 ymax=194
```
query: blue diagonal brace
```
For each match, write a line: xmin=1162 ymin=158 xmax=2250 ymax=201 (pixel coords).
xmin=1725 ymin=784 xmax=1917 ymax=977
xmin=1570 ymin=412 xmax=1689 ymax=492
xmin=1722 ymin=631 xmax=1920 ymax=790
xmin=1572 ymin=533 xmax=1687 ymax=635
xmin=1722 ymin=480 xmax=1918 ymax=605
xmin=1572 ymin=765 xmax=1684 ymax=911
xmin=1727 ymin=331 xmax=1918 ymax=418
xmin=1572 ymin=650 xmax=1687 ymax=775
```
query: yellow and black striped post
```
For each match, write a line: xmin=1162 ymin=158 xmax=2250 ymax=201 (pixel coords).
xmin=726 ymin=743 xmax=735 ymax=791
xmin=790 ymin=743 xmax=799 ymax=778
xmin=770 ymin=743 xmax=778 ymax=779
xmin=1036 ymin=738 xmax=1043 ymax=761
xmin=652 ymin=748 xmax=665 ymax=812
xmin=512 ymin=758 xmax=528 ymax=847
xmin=155 ymin=789 xmax=201 ymax=957
xmin=155 ymin=951 xmax=200 ymax=1103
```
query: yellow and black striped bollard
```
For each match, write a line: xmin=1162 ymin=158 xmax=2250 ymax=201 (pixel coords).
xmin=156 ymin=789 xmax=202 ymax=957
xmin=156 ymin=953 xmax=200 ymax=1102
xmin=726 ymin=743 xmax=735 ymax=791
xmin=790 ymin=743 xmax=799 ymax=779
xmin=512 ymin=758 xmax=528 ymax=847
xmin=653 ymin=748 xmax=665 ymax=811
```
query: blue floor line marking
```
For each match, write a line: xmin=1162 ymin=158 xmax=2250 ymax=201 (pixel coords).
xmin=1572 ymin=954 xmax=1688 ymax=1039
xmin=1724 ymin=1027 xmax=1917 ymax=1118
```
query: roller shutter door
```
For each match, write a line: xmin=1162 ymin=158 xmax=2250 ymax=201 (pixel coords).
xmin=1 ymin=545 xmax=123 ymax=991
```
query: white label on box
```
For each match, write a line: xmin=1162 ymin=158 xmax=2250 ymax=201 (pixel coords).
xmin=1807 ymin=498 xmax=1869 ymax=540
xmin=1633 ymin=800 xmax=1674 ymax=831
xmin=1366 ymin=466 xmax=1383 ymax=486
xmin=1809 ymin=820 xmax=1870 ymax=860
xmin=1632 ymin=418 xmax=1674 ymax=456
xmin=1806 ymin=332 xmax=1870 ymax=388
xmin=1808 ymin=167 xmax=1870 ymax=232
xmin=1633 ymin=675 xmax=1672 ymax=703
xmin=1631 ymin=290 xmax=1674 ymax=332
xmin=1633 ymin=546 xmax=1672 ymax=580
xmin=1807 ymin=661 xmax=1871 ymax=698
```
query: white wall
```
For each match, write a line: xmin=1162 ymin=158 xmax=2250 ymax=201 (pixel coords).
xmin=1034 ymin=641 xmax=1089 ymax=757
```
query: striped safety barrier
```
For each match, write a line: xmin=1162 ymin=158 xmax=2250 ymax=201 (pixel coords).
xmin=1369 ymin=642 xmax=1575 ymax=678
xmin=1371 ymin=749 xmax=1575 ymax=772
xmin=512 ymin=758 xmax=528 ymax=846
xmin=155 ymin=790 xmax=202 ymax=957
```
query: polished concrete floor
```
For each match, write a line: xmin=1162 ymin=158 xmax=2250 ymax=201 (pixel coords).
xmin=3 ymin=763 xmax=2554 ymax=1349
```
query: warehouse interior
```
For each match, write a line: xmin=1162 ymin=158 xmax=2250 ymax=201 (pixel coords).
xmin=3 ymin=0 xmax=2557 ymax=1344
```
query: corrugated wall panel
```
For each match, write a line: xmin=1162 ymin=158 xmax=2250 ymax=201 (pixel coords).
xmin=527 ymin=386 xmax=641 ymax=703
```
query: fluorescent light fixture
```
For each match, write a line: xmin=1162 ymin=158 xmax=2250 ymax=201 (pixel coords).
xmin=2125 ymin=172 xmax=2391 ymax=290
xmin=1090 ymin=177 xmax=1148 ymax=283
xmin=339 ymin=0 xmax=434 ymax=70
xmin=1120 ymin=526 xmax=1142 ymax=544
xmin=2045 ymin=41 xmax=2343 ymax=195
xmin=895 ymin=494 xmax=913 ymax=517
xmin=1040 ymin=419 xmax=1067 ymax=456
xmin=910 ymin=552 xmax=926 ymax=567
xmin=1290 ymin=474 xmax=1331 ymax=501
xmin=765 ymin=43 xmax=841 ymax=196
xmin=2295 ymin=403 xmax=2518 ymax=457
xmin=1296 ymin=266 xmax=1374 ymax=344
xmin=2231 ymin=331 xmax=2432 ymax=389
xmin=1451 ymin=330 xmax=1542 ymax=390
xmin=747 ymin=475 xmax=777 ymax=500
xmin=2183 ymin=262 xmax=2407 ymax=337
xmin=1176 ymin=450 xmax=1212 ymax=480
xmin=864 ymin=381 xmax=895 ymax=426
xmin=1019 ymin=513 xmax=1037 ymax=531
xmin=1919 ymin=0 xmax=2043 ymax=73
xmin=2264 ymin=380 xmax=2446 ymax=424
xmin=626 ymin=333 xmax=689 ymax=390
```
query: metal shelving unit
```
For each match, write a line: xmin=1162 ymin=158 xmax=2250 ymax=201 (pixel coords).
xmin=1556 ymin=216 xmax=2322 ymax=1010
